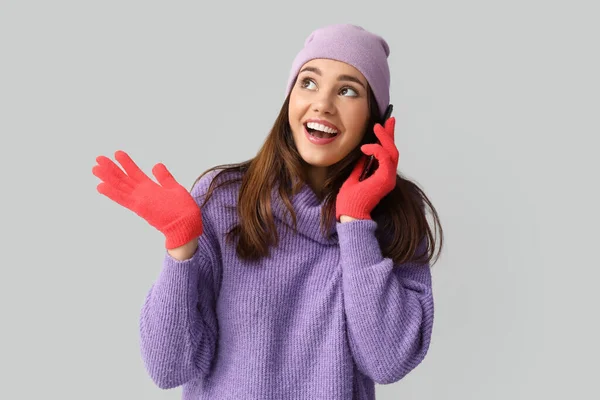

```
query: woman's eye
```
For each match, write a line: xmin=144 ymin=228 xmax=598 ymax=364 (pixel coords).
xmin=301 ymin=79 xmax=316 ymax=90
xmin=340 ymin=87 xmax=358 ymax=97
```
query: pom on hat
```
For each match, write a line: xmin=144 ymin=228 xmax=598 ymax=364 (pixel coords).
xmin=285 ymin=24 xmax=391 ymax=118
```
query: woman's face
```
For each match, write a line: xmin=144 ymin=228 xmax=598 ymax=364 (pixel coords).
xmin=288 ymin=58 xmax=370 ymax=171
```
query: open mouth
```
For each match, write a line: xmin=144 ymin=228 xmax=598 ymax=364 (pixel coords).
xmin=304 ymin=122 xmax=339 ymax=138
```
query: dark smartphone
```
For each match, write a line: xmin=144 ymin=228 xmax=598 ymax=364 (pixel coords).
xmin=359 ymin=104 xmax=393 ymax=181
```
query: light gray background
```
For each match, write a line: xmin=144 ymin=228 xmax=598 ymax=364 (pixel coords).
xmin=1 ymin=1 xmax=598 ymax=399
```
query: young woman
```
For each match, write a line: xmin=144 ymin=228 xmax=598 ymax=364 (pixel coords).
xmin=93 ymin=23 xmax=443 ymax=399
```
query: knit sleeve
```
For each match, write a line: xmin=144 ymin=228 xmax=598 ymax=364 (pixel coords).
xmin=336 ymin=219 xmax=434 ymax=385
xmin=139 ymin=170 xmax=222 ymax=389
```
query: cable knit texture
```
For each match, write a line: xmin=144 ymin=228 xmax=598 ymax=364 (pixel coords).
xmin=139 ymin=169 xmax=434 ymax=399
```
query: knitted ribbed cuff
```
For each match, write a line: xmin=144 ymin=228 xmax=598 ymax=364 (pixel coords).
xmin=335 ymin=196 xmax=373 ymax=221
xmin=336 ymin=218 xmax=383 ymax=273
xmin=336 ymin=218 xmax=433 ymax=286
xmin=162 ymin=210 xmax=204 ymax=250
xmin=153 ymin=244 xmax=203 ymax=311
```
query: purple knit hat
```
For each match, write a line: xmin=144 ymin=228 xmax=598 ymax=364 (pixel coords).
xmin=284 ymin=24 xmax=391 ymax=118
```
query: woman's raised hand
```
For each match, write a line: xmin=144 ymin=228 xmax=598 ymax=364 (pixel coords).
xmin=92 ymin=150 xmax=203 ymax=249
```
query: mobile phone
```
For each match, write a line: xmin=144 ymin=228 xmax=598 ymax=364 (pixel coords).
xmin=359 ymin=104 xmax=393 ymax=181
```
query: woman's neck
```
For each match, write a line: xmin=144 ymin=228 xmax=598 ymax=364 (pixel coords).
xmin=305 ymin=165 xmax=328 ymax=200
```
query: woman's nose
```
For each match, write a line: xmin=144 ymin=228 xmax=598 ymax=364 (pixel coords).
xmin=311 ymin=93 xmax=335 ymax=114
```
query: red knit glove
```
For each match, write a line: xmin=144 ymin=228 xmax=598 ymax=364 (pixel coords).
xmin=336 ymin=117 xmax=399 ymax=221
xmin=92 ymin=150 xmax=203 ymax=249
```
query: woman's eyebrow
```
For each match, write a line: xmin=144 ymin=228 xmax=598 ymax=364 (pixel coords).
xmin=299 ymin=66 xmax=366 ymax=89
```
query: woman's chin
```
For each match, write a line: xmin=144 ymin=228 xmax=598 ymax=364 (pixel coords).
xmin=301 ymin=157 xmax=337 ymax=168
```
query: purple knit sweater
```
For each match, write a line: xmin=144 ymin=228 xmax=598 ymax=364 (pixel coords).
xmin=139 ymin=169 xmax=434 ymax=399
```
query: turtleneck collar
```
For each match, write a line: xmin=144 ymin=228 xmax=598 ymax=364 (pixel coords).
xmin=270 ymin=180 xmax=339 ymax=245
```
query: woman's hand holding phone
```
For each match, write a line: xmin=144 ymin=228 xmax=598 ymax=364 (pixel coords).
xmin=336 ymin=116 xmax=399 ymax=221
xmin=359 ymin=104 xmax=394 ymax=181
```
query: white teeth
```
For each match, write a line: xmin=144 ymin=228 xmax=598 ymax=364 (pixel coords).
xmin=306 ymin=122 xmax=338 ymax=134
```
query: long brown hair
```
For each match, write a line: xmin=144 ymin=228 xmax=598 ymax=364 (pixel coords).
xmin=191 ymin=88 xmax=444 ymax=267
